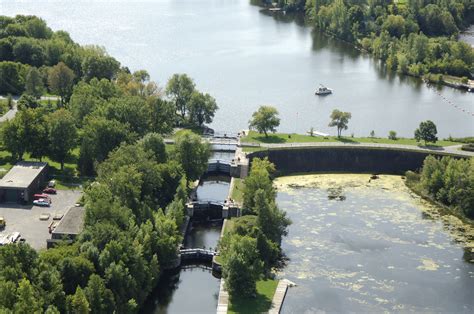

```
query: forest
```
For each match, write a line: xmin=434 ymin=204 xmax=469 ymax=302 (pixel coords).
xmin=0 ymin=15 xmax=217 ymax=313
xmin=267 ymin=0 xmax=474 ymax=80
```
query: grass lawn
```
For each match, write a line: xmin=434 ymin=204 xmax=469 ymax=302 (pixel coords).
xmin=230 ymin=178 xmax=244 ymax=204
xmin=241 ymin=131 xmax=460 ymax=147
xmin=228 ymin=279 xmax=279 ymax=314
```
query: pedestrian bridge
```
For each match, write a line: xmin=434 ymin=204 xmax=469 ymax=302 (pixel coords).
xmin=180 ymin=248 xmax=217 ymax=262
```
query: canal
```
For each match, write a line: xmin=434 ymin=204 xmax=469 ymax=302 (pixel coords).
xmin=275 ymin=174 xmax=474 ymax=313
xmin=1 ymin=0 xmax=472 ymax=137
xmin=141 ymin=159 xmax=231 ymax=313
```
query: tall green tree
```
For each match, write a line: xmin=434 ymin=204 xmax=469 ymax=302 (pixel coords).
xmin=48 ymin=109 xmax=77 ymax=170
xmin=165 ymin=73 xmax=195 ymax=121
xmin=328 ymin=109 xmax=351 ymax=137
xmin=172 ymin=130 xmax=210 ymax=182
xmin=188 ymin=91 xmax=218 ymax=127
xmin=48 ymin=62 xmax=75 ymax=105
xmin=248 ymin=105 xmax=280 ymax=137
xmin=221 ymin=234 xmax=263 ymax=299
xmin=414 ymin=120 xmax=438 ymax=145
xmin=25 ymin=67 xmax=44 ymax=98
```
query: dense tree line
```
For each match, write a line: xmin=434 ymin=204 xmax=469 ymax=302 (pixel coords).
xmin=0 ymin=131 xmax=210 ymax=313
xmin=0 ymin=15 xmax=120 ymax=96
xmin=407 ymin=156 xmax=474 ymax=219
xmin=0 ymin=16 xmax=216 ymax=312
xmin=219 ymin=158 xmax=291 ymax=299
xmin=271 ymin=0 xmax=474 ymax=80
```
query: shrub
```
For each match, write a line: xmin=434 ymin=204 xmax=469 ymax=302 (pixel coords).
xmin=388 ymin=130 xmax=397 ymax=140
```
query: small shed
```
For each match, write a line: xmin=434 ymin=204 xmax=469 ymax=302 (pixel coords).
xmin=0 ymin=161 xmax=48 ymax=203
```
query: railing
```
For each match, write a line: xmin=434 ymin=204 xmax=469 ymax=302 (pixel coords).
xmin=180 ymin=248 xmax=217 ymax=262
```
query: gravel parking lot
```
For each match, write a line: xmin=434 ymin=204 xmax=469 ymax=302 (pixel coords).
xmin=0 ymin=190 xmax=82 ymax=250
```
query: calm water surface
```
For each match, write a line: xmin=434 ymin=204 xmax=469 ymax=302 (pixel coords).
xmin=196 ymin=176 xmax=230 ymax=202
xmin=1 ymin=0 xmax=472 ymax=137
xmin=276 ymin=174 xmax=474 ymax=313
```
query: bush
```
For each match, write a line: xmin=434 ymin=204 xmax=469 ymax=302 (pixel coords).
xmin=461 ymin=144 xmax=474 ymax=152
xmin=388 ymin=130 xmax=397 ymax=140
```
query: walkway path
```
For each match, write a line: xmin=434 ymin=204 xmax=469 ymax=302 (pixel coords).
xmin=0 ymin=96 xmax=60 ymax=123
xmin=241 ymin=141 xmax=474 ymax=157
xmin=0 ymin=103 xmax=17 ymax=123
xmin=269 ymin=279 xmax=294 ymax=314
xmin=216 ymin=279 xmax=229 ymax=314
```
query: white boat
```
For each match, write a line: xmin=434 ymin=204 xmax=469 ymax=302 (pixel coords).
xmin=315 ymin=84 xmax=333 ymax=95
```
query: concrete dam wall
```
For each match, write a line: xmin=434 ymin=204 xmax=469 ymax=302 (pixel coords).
xmin=249 ymin=146 xmax=465 ymax=175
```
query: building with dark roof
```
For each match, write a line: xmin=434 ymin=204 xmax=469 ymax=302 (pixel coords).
xmin=0 ymin=161 xmax=48 ymax=203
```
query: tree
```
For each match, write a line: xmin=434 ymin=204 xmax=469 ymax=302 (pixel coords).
xmin=0 ymin=61 xmax=27 ymax=95
xmin=254 ymin=189 xmax=291 ymax=245
xmin=67 ymin=286 xmax=90 ymax=314
xmin=14 ymin=279 xmax=42 ymax=314
xmin=188 ymin=91 xmax=218 ymax=127
xmin=221 ymin=234 xmax=263 ymax=299
xmin=248 ymin=106 xmax=280 ymax=137
xmin=25 ymin=67 xmax=44 ymax=98
xmin=139 ymin=133 xmax=167 ymax=164
xmin=78 ymin=116 xmax=133 ymax=175
xmin=388 ymin=130 xmax=397 ymax=140
xmin=84 ymin=274 xmax=115 ymax=314
xmin=243 ymin=158 xmax=276 ymax=214
xmin=48 ymin=109 xmax=78 ymax=170
xmin=165 ymin=74 xmax=195 ymax=121
xmin=48 ymin=62 xmax=75 ymax=105
xmin=414 ymin=120 xmax=438 ymax=145
xmin=1 ymin=118 xmax=26 ymax=161
xmin=81 ymin=50 xmax=120 ymax=81
xmin=328 ymin=109 xmax=351 ymax=137
xmin=172 ymin=130 xmax=210 ymax=182
xmin=17 ymin=94 xmax=39 ymax=110
xmin=147 ymin=97 xmax=176 ymax=134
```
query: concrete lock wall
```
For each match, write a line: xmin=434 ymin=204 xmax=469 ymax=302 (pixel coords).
xmin=249 ymin=147 xmax=464 ymax=175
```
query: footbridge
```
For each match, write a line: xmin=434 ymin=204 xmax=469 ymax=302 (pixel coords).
xmin=180 ymin=248 xmax=217 ymax=263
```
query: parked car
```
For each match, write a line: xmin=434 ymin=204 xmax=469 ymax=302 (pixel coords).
xmin=33 ymin=199 xmax=51 ymax=207
xmin=34 ymin=193 xmax=51 ymax=201
xmin=43 ymin=187 xmax=57 ymax=194
xmin=47 ymin=180 xmax=56 ymax=188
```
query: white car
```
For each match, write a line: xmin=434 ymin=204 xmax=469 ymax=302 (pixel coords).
xmin=33 ymin=199 xmax=51 ymax=207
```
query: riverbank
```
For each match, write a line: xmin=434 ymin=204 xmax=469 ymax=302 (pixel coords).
xmin=404 ymin=172 xmax=474 ymax=227
xmin=241 ymin=131 xmax=462 ymax=147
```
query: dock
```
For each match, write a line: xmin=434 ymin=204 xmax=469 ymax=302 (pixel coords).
xmin=269 ymin=279 xmax=294 ymax=314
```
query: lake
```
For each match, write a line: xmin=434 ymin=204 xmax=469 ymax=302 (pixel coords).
xmin=275 ymin=174 xmax=474 ymax=313
xmin=1 ymin=0 xmax=473 ymax=137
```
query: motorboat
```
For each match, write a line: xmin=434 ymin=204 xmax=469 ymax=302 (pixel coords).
xmin=315 ymin=84 xmax=332 ymax=95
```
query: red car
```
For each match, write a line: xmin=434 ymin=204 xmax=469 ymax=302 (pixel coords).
xmin=43 ymin=187 xmax=57 ymax=194
xmin=34 ymin=193 xmax=51 ymax=201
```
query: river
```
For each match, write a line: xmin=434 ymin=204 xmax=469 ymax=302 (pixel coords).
xmin=275 ymin=174 xmax=474 ymax=313
xmin=1 ymin=0 xmax=472 ymax=137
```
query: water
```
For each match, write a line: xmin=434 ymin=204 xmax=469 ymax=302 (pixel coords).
xmin=210 ymin=151 xmax=235 ymax=162
xmin=1 ymin=0 xmax=472 ymax=137
xmin=142 ymin=264 xmax=220 ymax=314
xmin=184 ymin=222 xmax=222 ymax=251
xmin=460 ymin=25 xmax=474 ymax=47
xmin=196 ymin=175 xmax=230 ymax=202
xmin=275 ymin=174 xmax=474 ymax=313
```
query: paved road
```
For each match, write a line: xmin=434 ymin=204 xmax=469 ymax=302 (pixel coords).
xmin=0 ymin=104 xmax=17 ymax=123
xmin=0 ymin=96 xmax=60 ymax=123
xmin=240 ymin=141 xmax=474 ymax=157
